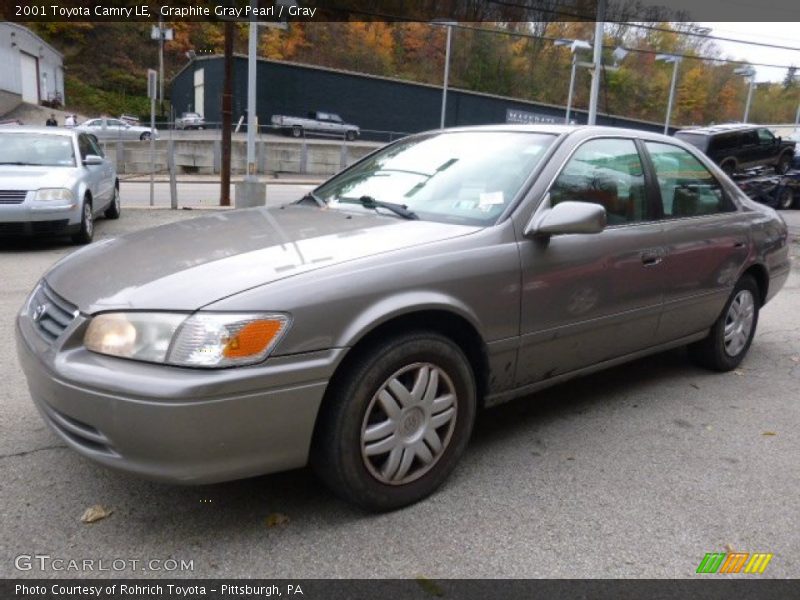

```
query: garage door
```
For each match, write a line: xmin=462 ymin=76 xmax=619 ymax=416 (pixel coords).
xmin=20 ymin=52 xmax=39 ymax=104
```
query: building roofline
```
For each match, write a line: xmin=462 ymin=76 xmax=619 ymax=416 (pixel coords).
xmin=2 ymin=22 xmax=64 ymax=60
xmin=170 ymin=54 xmax=672 ymax=130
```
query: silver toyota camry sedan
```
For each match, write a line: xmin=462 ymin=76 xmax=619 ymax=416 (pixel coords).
xmin=16 ymin=125 xmax=790 ymax=510
xmin=0 ymin=127 xmax=120 ymax=243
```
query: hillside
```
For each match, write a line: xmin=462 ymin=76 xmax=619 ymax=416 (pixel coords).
xmin=27 ymin=21 xmax=800 ymax=125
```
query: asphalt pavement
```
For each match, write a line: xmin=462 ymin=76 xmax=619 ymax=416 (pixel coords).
xmin=0 ymin=209 xmax=798 ymax=579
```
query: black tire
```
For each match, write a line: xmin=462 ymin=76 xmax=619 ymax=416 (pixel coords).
xmin=291 ymin=125 xmax=303 ymax=138
xmin=312 ymin=331 xmax=477 ymax=511
xmin=689 ymin=274 xmax=759 ymax=371
xmin=776 ymin=153 xmax=791 ymax=175
xmin=104 ymin=184 xmax=121 ymax=219
xmin=721 ymin=161 xmax=736 ymax=176
xmin=776 ymin=186 xmax=794 ymax=210
xmin=140 ymin=132 xmax=151 ymax=141
xmin=345 ymin=130 xmax=357 ymax=141
xmin=71 ymin=198 xmax=94 ymax=245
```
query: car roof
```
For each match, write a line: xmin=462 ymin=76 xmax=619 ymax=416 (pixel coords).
xmin=0 ymin=126 xmax=77 ymax=137
xmin=429 ymin=124 xmax=677 ymax=142
xmin=676 ymin=123 xmax=758 ymax=136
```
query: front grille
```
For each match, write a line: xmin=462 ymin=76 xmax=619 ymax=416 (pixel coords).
xmin=28 ymin=283 xmax=78 ymax=342
xmin=0 ymin=190 xmax=27 ymax=205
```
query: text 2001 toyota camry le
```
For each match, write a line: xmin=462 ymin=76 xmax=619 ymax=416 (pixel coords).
xmin=17 ymin=126 xmax=789 ymax=510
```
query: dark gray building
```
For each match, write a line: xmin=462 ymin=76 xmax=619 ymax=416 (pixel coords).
xmin=170 ymin=55 xmax=671 ymax=138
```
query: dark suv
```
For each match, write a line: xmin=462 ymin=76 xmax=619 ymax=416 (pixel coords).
xmin=674 ymin=124 xmax=796 ymax=175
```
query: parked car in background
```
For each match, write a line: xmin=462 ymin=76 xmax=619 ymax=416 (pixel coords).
xmin=271 ymin=111 xmax=360 ymax=140
xmin=76 ymin=117 xmax=157 ymax=141
xmin=0 ymin=127 xmax=120 ymax=244
xmin=15 ymin=125 xmax=789 ymax=510
xmin=175 ymin=112 xmax=206 ymax=130
xmin=674 ymin=124 xmax=796 ymax=175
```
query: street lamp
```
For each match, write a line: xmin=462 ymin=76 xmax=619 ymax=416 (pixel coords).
xmin=734 ymin=66 xmax=757 ymax=123
xmin=433 ymin=21 xmax=457 ymax=129
xmin=656 ymin=54 xmax=681 ymax=135
xmin=554 ymin=38 xmax=592 ymax=124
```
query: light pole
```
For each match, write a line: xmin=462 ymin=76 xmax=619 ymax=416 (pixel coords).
xmin=656 ymin=54 xmax=681 ymax=135
xmin=587 ymin=0 xmax=606 ymax=125
xmin=734 ymin=66 xmax=757 ymax=122
xmin=434 ymin=21 xmax=457 ymax=129
xmin=151 ymin=21 xmax=173 ymax=114
xmin=555 ymin=38 xmax=591 ymax=124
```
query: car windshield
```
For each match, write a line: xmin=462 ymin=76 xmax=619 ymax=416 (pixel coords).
xmin=0 ymin=133 xmax=76 ymax=167
xmin=314 ymin=131 xmax=556 ymax=225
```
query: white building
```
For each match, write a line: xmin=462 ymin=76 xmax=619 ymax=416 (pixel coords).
xmin=0 ymin=23 xmax=64 ymax=115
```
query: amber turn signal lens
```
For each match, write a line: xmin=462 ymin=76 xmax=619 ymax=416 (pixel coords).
xmin=223 ymin=320 xmax=284 ymax=359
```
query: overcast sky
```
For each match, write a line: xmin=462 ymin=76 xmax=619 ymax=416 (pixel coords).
xmin=698 ymin=22 xmax=800 ymax=83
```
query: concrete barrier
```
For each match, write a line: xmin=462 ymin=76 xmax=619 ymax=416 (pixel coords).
xmin=104 ymin=137 xmax=379 ymax=177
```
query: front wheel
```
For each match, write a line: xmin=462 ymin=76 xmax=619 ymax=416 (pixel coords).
xmin=689 ymin=274 xmax=759 ymax=371
xmin=140 ymin=132 xmax=151 ymax=141
xmin=291 ymin=125 xmax=303 ymax=138
xmin=345 ymin=130 xmax=357 ymax=141
xmin=104 ymin=185 xmax=121 ymax=219
xmin=71 ymin=199 xmax=94 ymax=244
xmin=312 ymin=332 xmax=477 ymax=511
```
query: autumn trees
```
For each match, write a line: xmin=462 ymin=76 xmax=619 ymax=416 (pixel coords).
xmin=29 ymin=21 xmax=800 ymax=126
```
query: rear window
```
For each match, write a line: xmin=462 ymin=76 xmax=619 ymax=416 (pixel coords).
xmin=674 ymin=132 xmax=709 ymax=152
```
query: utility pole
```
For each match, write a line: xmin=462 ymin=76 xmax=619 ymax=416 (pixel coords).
xmin=220 ymin=21 xmax=233 ymax=207
xmin=158 ymin=17 xmax=164 ymax=112
xmin=440 ymin=23 xmax=453 ymax=129
xmin=587 ymin=0 xmax=605 ymax=126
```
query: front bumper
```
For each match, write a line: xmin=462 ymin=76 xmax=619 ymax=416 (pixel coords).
xmin=1 ymin=194 xmax=82 ymax=234
xmin=16 ymin=307 xmax=342 ymax=484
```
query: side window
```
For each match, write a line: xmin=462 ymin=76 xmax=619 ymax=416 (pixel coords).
xmin=757 ymin=128 xmax=774 ymax=144
xmin=77 ymin=134 xmax=92 ymax=160
xmin=550 ymin=138 xmax=649 ymax=225
xmin=87 ymin=135 xmax=104 ymax=158
xmin=645 ymin=142 xmax=735 ymax=218
xmin=742 ymin=130 xmax=759 ymax=146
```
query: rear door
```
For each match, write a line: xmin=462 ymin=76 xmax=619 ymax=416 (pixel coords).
xmin=516 ymin=137 xmax=666 ymax=386
xmin=642 ymin=141 xmax=749 ymax=343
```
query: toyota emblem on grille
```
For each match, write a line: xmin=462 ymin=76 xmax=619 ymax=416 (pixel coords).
xmin=32 ymin=304 xmax=47 ymax=322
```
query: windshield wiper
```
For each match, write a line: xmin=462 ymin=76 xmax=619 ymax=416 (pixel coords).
xmin=297 ymin=191 xmax=325 ymax=207
xmin=338 ymin=196 xmax=418 ymax=220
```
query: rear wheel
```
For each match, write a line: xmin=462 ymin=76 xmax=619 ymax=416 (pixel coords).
xmin=689 ymin=275 xmax=759 ymax=371
xmin=776 ymin=186 xmax=794 ymax=210
xmin=776 ymin=153 xmax=791 ymax=175
xmin=721 ymin=161 xmax=736 ymax=176
xmin=312 ymin=332 xmax=477 ymax=511
xmin=71 ymin=198 xmax=94 ymax=245
xmin=140 ymin=132 xmax=151 ymax=141
xmin=345 ymin=130 xmax=357 ymax=141
xmin=291 ymin=125 xmax=303 ymax=138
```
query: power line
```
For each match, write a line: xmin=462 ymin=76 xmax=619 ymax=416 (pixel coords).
xmin=450 ymin=22 xmax=799 ymax=71
xmin=621 ymin=21 xmax=800 ymax=54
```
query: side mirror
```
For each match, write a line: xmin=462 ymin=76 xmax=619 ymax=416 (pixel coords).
xmin=83 ymin=154 xmax=103 ymax=166
xmin=524 ymin=200 xmax=606 ymax=238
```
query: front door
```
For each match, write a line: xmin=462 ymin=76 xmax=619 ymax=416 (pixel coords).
xmin=516 ymin=137 xmax=665 ymax=386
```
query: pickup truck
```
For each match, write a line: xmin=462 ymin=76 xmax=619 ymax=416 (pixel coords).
xmin=271 ymin=111 xmax=360 ymax=140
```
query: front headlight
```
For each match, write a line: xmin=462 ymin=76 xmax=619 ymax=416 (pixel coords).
xmin=34 ymin=188 xmax=75 ymax=202
xmin=84 ymin=312 xmax=290 ymax=368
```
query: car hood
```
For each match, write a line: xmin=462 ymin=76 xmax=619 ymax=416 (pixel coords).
xmin=0 ymin=165 xmax=78 ymax=190
xmin=45 ymin=205 xmax=480 ymax=313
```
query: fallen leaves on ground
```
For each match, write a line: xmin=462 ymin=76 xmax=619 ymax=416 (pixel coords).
xmin=415 ymin=576 xmax=444 ymax=597
xmin=265 ymin=513 xmax=290 ymax=528
xmin=762 ymin=431 xmax=777 ymax=436
xmin=725 ymin=543 xmax=736 ymax=553
xmin=733 ymin=369 xmax=744 ymax=376
xmin=80 ymin=505 xmax=112 ymax=523
xmin=690 ymin=383 xmax=700 ymax=390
